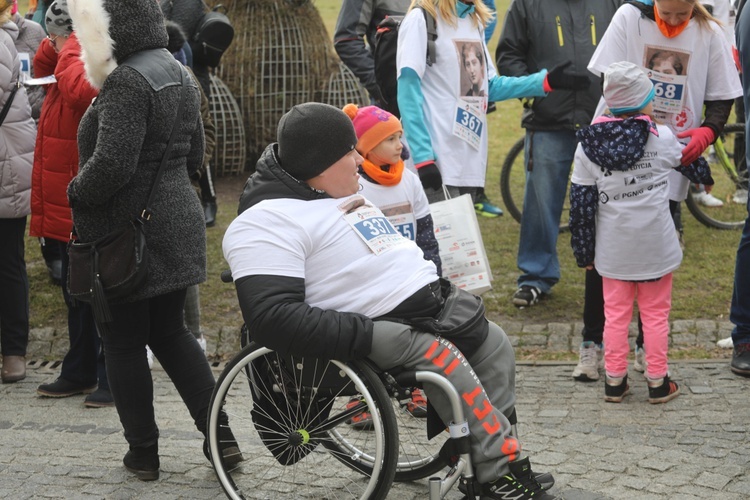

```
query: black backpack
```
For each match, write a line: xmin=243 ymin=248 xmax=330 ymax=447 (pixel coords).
xmin=191 ymin=4 xmax=234 ymax=68
xmin=373 ymin=9 xmax=437 ymax=118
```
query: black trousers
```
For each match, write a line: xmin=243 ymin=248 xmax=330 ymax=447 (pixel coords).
xmin=0 ymin=217 xmax=29 ymax=356
xmin=55 ymin=239 xmax=107 ymax=388
xmin=98 ymin=288 xmax=215 ymax=448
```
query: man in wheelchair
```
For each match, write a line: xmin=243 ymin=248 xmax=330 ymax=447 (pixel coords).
xmin=223 ymin=102 xmax=559 ymax=500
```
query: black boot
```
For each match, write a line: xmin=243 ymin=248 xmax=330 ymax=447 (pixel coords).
xmin=203 ymin=423 xmax=244 ymax=467
xmin=203 ymin=200 xmax=217 ymax=227
xmin=123 ymin=443 xmax=159 ymax=481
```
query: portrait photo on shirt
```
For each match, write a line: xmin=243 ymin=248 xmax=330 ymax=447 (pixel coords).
xmin=644 ymin=47 xmax=690 ymax=77
xmin=458 ymin=40 xmax=487 ymax=97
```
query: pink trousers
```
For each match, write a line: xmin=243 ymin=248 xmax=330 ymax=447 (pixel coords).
xmin=602 ymin=274 xmax=673 ymax=380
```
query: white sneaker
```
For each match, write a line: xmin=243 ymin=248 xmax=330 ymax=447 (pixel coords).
xmin=717 ymin=336 xmax=734 ymax=349
xmin=146 ymin=345 xmax=154 ymax=370
xmin=197 ymin=335 xmax=207 ymax=356
xmin=692 ymin=191 xmax=724 ymax=207
xmin=572 ymin=341 xmax=603 ymax=381
xmin=732 ymin=188 xmax=748 ymax=205
xmin=633 ymin=346 xmax=647 ymax=373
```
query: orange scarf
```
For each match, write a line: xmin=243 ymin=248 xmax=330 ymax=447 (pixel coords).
xmin=654 ymin=8 xmax=691 ymax=38
xmin=360 ymin=158 xmax=404 ymax=186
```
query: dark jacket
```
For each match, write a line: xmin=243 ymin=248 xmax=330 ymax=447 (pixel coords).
xmin=159 ymin=0 xmax=211 ymax=94
xmin=234 ymin=144 xmax=374 ymax=361
xmin=333 ymin=0 xmax=409 ymax=101
xmin=496 ymin=0 xmax=623 ymax=131
xmin=67 ymin=0 xmax=206 ymax=302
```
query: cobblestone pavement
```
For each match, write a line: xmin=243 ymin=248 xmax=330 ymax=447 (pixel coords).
xmin=1 ymin=358 xmax=747 ymax=499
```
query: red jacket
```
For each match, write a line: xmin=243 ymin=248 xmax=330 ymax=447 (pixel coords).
xmin=29 ymin=33 xmax=98 ymax=243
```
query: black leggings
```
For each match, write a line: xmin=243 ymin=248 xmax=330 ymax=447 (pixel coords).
xmin=99 ymin=288 xmax=215 ymax=448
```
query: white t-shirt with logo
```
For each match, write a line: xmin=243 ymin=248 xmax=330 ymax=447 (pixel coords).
xmin=587 ymin=4 xmax=742 ymax=200
xmin=357 ymin=169 xmax=431 ymax=242
xmin=571 ymin=123 xmax=684 ymax=281
xmin=223 ymin=195 xmax=438 ymax=318
xmin=397 ymin=10 xmax=496 ymax=187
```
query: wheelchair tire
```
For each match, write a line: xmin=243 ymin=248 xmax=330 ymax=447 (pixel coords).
xmin=207 ymin=342 xmax=399 ymax=500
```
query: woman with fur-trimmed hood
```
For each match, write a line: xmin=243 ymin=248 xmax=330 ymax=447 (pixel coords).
xmin=66 ymin=0 xmax=241 ymax=480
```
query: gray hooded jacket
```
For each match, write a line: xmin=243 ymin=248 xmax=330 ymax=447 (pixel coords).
xmin=0 ymin=19 xmax=35 ymax=219
xmin=67 ymin=0 xmax=206 ymax=302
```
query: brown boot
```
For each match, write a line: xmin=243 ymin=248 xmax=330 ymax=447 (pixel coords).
xmin=1 ymin=356 xmax=27 ymax=383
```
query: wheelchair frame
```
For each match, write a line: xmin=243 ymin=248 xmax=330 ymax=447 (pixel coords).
xmin=206 ymin=341 xmax=477 ymax=499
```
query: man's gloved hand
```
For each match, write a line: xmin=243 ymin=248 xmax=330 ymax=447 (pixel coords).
xmin=676 ymin=127 xmax=715 ymax=166
xmin=417 ymin=161 xmax=442 ymax=191
xmin=544 ymin=61 xmax=590 ymax=91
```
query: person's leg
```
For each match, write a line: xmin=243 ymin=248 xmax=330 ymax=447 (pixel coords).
xmin=57 ymin=239 xmax=98 ymax=387
xmin=99 ymin=298 xmax=159 ymax=448
xmin=637 ymin=275 xmax=672 ymax=380
xmin=516 ymin=130 xmax=577 ymax=295
xmin=146 ymin=289 xmax=215 ymax=434
xmin=581 ymin=268 xmax=604 ymax=344
xmin=424 ymin=185 xmax=461 ymax=204
xmin=670 ymin=200 xmax=684 ymax=247
xmin=730 ymin=205 xmax=750 ymax=376
xmin=184 ymin=284 xmax=201 ymax=340
xmin=0 ymin=217 xmax=29 ymax=358
xmin=39 ymin=236 xmax=62 ymax=285
xmin=198 ymin=162 xmax=218 ymax=227
xmin=474 ymin=186 xmax=503 ymax=217
xmin=602 ymin=278 xmax=634 ymax=379
xmin=633 ymin=314 xmax=647 ymax=373
xmin=638 ymin=275 xmax=680 ymax=402
xmin=0 ymin=217 xmax=29 ymax=383
xmin=367 ymin=321 xmax=518 ymax=485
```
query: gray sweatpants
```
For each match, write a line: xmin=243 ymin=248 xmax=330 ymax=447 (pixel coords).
xmin=367 ymin=320 xmax=517 ymax=484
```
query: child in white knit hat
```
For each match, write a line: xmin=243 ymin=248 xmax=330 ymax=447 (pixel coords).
xmin=569 ymin=61 xmax=714 ymax=404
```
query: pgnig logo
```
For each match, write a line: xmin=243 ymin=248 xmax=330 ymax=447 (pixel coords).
xmin=599 ymin=192 xmax=609 ymax=204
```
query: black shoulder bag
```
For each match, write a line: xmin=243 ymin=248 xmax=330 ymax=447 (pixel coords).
xmin=67 ymin=68 xmax=188 ymax=324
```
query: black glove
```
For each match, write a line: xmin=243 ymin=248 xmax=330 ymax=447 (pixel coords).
xmin=546 ymin=61 xmax=590 ymax=91
xmin=417 ymin=162 xmax=442 ymax=191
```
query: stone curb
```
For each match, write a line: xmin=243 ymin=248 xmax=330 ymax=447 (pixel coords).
xmin=26 ymin=318 xmax=736 ymax=362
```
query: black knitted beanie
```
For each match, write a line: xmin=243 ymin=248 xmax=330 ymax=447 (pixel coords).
xmin=277 ymin=102 xmax=358 ymax=181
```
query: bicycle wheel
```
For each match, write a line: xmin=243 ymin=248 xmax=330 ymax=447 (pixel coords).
xmin=685 ymin=123 xmax=748 ymax=230
xmin=499 ymin=136 xmax=571 ymax=232
xmin=207 ymin=342 xmax=398 ymax=500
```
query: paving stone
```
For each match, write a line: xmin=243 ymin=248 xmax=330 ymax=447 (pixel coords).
xmin=2 ymin=356 xmax=746 ymax=499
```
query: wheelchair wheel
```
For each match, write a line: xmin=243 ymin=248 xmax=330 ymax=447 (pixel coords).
xmin=207 ymin=342 xmax=398 ymax=499
xmin=684 ymin=123 xmax=748 ymax=230
xmin=323 ymin=388 xmax=450 ymax=482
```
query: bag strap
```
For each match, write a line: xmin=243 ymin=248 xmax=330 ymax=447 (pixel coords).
xmin=424 ymin=10 xmax=437 ymax=67
xmin=140 ymin=67 xmax=187 ymax=222
xmin=0 ymin=81 xmax=21 ymax=127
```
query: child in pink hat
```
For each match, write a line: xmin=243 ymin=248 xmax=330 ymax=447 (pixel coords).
xmin=343 ymin=102 xmax=439 ymax=422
